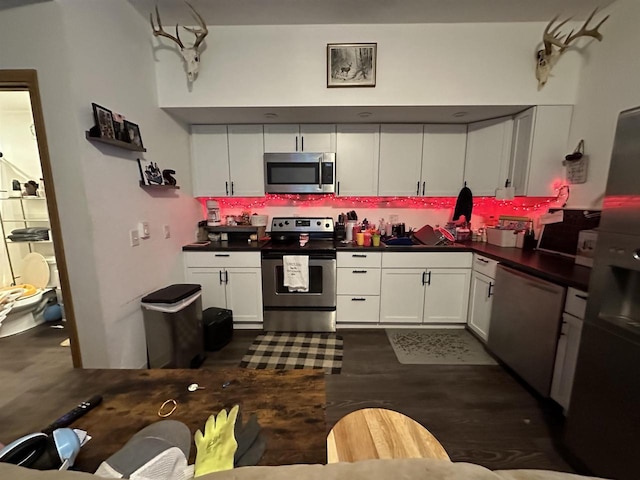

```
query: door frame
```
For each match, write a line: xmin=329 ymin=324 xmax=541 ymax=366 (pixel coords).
xmin=0 ymin=69 xmax=82 ymax=367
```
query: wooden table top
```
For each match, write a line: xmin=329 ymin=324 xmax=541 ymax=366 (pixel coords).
xmin=327 ymin=408 xmax=450 ymax=463
xmin=0 ymin=368 xmax=326 ymax=472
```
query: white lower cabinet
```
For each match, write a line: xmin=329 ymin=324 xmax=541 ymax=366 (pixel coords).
xmin=467 ymin=254 xmax=499 ymax=342
xmin=467 ymin=271 xmax=494 ymax=341
xmin=184 ymin=252 xmax=263 ymax=327
xmin=551 ymin=288 xmax=587 ymax=413
xmin=336 ymin=252 xmax=382 ymax=324
xmin=379 ymin=253 xmax=472 ymax=325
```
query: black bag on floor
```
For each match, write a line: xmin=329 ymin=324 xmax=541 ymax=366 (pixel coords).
xmin=203 ymin=307 xmax=233 ymax=351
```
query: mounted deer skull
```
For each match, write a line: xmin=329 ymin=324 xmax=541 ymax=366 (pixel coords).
xmin=150 ymin=1 xmax=208 ymax=82
xmin=536 ymin=8 xmax=609 ymax=90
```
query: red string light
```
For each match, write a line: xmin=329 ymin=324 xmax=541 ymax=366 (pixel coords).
xmin=200 ymin=185 xmax=570 ymax=219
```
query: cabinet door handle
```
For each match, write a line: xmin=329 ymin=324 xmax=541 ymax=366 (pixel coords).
xmin=422 ymin=271 xmax=427 ymax=285
xmin=224 ymin=270 xmax=229 ymax=284
xmin=352 ymin=270 xmax=368 ymax=274
xmin=416 ymin=181 xmax=420 ymax=196
xmin=225 ymin=181 xmax=229 ymax=196
xmin=477 ymin=258 xmax=489 ymax=264
xmin=231 ymin=181 xmax=234 ymax=195
xmin=352 ymin=254 xmax=367 ymax=258
xmin=214 ymin=254 xmax=230 ymax=257
xmin=575 ymin=294 xmax=588 ymax=300
xmin=219 ymin=270 xmax=223 ymax=285
xmin=422 ymin=181 xmax=425 ymax=196
xmin=488 ymin=281 xmax=494 ymax=298
xmin=351 ymin=297 xmax=366 ymax=302
xmin=426 ymin=271 xmax=432 ymax=285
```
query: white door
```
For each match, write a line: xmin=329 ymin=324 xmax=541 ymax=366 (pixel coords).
xmin=467 ymin=270 xmax=494 ymax=342
xmin=464 ymin=117 xmax=513 ymax=196
xmin=263 ymin=124 xmax=299 ymax=152
xmin=550 ymin=313 xmax=583 ymax=411
xmin=227 ymin=125 xmax=265 ymax=196
xmin=423 ymin=268 xmax=471 ymax=324
xmin=378 ymin=124 xmax=424 ymax=196
xmin=422 ymin=124 xmax=467 ymax=196
xmin=300 ymin=125 xmax=336 ymax=152
xmin=190 ymin=125 xmax=229 ymax=197
xmin=224 ymin=268 xmax=263 ymax=324
xmin=185 ymin=268 xmax=227 ymax=310
xmin=336 ymin=124 xmax=380 ymax=196
xmin=509 ymin=108 xmax=535 ymax=196
xmin=379 ymin=269 xmax=425 ymax=324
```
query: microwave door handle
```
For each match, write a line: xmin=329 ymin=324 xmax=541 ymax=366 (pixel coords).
xmin=318 ymin=155 xmax=323 ymax=190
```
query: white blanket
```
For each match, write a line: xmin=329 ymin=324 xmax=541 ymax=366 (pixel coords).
xmin=283 ymin=255 xmax=309 ymax=292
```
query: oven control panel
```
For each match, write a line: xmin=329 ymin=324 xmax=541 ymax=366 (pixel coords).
xmin=271 ymin=217 xmax=334 ymax=233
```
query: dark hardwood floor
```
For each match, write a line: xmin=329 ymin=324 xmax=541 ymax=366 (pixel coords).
xmin=2 ymin=326 xmax=575 ymax=473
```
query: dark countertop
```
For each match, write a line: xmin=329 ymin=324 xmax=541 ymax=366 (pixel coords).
xmin=470 ymin=242 xmax=591 ymax=291
xmin=182 ymin=239 xmax=591 ymax=291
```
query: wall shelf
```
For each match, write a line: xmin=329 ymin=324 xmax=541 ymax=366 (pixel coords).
xmin=139 ymin=181 xmax=180 ymax=190
xmin=85 ymin=131 xmax=146 ymax=152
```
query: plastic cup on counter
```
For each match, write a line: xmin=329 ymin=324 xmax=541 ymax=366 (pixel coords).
xmin=363 ymin=231 xmax=372 ymax=247
xmin=356 ymin=232 xmax=365 ymax=246
xmin=372 ymin=233 xmax=381 ymax=247
xmin=352 ymin=225 xmax=360 ymax=243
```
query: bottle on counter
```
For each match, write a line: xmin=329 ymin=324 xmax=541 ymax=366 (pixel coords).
xmin=523 ymin=221 xmax=537 ymax=250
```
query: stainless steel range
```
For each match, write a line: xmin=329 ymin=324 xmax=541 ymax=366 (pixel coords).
xmin=261 ymin=217 xmax=336 ymax=332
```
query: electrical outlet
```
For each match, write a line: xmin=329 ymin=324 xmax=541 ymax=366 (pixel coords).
xmin=163 ymin=224 xmax=171 ymax=239
xmin=139 ymin=221 xmax=150 ymax=239
xmin=130 ymin=229 xmax=140 ymax=247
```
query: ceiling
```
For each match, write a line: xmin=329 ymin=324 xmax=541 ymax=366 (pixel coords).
xmin=130 ymin=0 xmax=615 ymax=26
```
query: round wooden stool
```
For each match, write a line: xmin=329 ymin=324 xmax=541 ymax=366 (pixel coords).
xmin=327 ymin=408 xmax=450 ymax=463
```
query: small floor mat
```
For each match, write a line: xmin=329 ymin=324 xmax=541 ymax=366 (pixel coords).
xmin=386 ymin=328 xmax=497 ymax=365
xmin=239 ymin=332 xmax=343 ymax=374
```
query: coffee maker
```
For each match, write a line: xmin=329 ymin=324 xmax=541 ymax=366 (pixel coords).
xmin=206 ymin=200 xmax=221 ymax=226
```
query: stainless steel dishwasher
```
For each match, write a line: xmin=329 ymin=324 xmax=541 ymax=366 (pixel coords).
xmin=487 ymin=265 xmax=566 ymax=396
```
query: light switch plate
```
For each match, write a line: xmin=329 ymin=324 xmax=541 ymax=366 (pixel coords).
xmin=163 ymin=224 xmax=170 ymax=239
xmin=130 ymin=229 xmax=140 ymax=247
xmin=139 ymin=221 xmax=150 ymax=239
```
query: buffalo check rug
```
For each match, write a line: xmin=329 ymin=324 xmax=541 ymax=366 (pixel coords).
xmin=239 ymin=332 xmax=344 ymax=374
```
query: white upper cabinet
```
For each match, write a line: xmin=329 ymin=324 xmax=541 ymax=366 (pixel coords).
xmin=264 ymin=124 xmax=336 ymax=153
xmin=464 ymin=117 xmax=514 ymax=196
xmin=336 ymin=124 xmax=380 ymax=196
xmin=191 ymin=125 xmax=230 ymax=197
xmin=422 ymin=124 xmax=467 ymax=196
xmin=509 ymin=106 xmax=573 ymax=196
xmin=378 ymin=124 xmax=424 ymax=196
xmin=227 ymin=125 xmax=265 ymax=197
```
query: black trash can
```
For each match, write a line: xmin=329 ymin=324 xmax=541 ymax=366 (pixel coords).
xmin=141 ymin=284 xmax=206 ymax=368
xmin=203 ymin=307 xmax=233 ymax=351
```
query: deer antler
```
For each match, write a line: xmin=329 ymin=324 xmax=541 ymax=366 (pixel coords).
xmin=183 ymin=1 xmax=208 ymax=49
xmin=150 ymin=5 xmax=185 ymax=49
xmin=543 ymin=8 xmax=609 ymax=55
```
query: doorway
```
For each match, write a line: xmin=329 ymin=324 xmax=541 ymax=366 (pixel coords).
xmin=0 ymin=70 xmax=80 ymax=367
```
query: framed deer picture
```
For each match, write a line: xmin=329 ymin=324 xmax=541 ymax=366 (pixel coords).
xmin=327 ymin=43 xmax=376 ymax=87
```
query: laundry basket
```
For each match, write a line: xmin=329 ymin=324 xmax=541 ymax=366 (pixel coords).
xmin=141 ymin=284 xmax=205 ymax=368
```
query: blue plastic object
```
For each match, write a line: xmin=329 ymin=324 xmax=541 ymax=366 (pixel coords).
xmin=43 ymin=304 xmax=62 ymax=322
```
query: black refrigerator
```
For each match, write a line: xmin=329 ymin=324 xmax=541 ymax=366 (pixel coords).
xmin=564 ymin=106 xmax=640 ymax=480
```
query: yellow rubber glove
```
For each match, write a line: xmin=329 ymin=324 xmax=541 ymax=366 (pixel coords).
xmin=194 ymin=405 xmax=239 ymax=477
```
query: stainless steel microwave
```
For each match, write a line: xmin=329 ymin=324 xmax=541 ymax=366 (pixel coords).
xmin=264 ymin=153 xmax=335 ymax=194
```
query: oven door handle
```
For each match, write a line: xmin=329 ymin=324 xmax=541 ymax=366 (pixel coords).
xmin=261 ymin=252 xmax=337 ymax=261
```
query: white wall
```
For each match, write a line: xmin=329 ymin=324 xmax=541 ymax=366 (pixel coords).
xmin=566 ymin=0 xmax=640 ymax=208
xmin=155 ymin=23 xmax=582 ymax=108
xmin=0 ymin=1 xmax=201 ymax=368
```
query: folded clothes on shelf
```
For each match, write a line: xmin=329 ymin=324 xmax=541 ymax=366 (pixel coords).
xmin=8 ymin=227 xmax=50 ymax=241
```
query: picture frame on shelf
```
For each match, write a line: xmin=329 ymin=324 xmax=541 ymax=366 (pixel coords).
xmin=92 ymin=103 xmax=115 ymax=139
xmin=125 ymin=120 xmax=143 ymax=148
xmin=137 ymin=158 xmax=163 ymax=186
xmin=112 ymin=112 xmax=127 ymax=142
xmin=327 ymin=43 xmax=377 ymax=88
